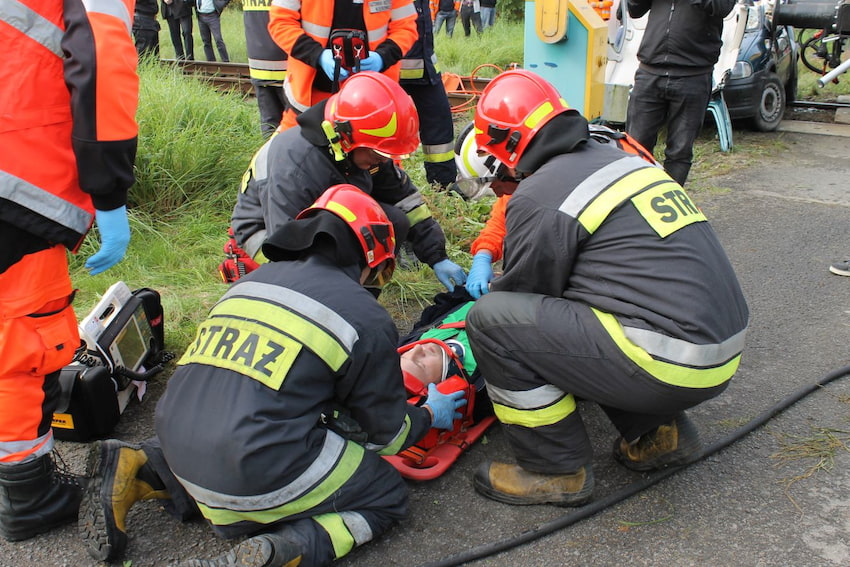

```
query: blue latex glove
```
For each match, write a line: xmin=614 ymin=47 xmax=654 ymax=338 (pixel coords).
xmin=466 ymin=251 xmax=494 ymax=299
xmin=423 ymin=383 xmax=467 ymax=430
xmin=358 ymin=52 xmax=383 ymax=72
xmin=85 ymin=206 xmax=130 ymax=275
xmin=319 ymin=49 xmax=349 ymax=81
xmin=433 ymin=259 xmax=467 ymax=291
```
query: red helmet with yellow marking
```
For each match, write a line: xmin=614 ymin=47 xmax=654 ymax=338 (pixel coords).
xmin=324 ymin=71 xmax=420 ymax=159
xmin=297 ymin=184 xmax=396 ymax=283
xmin=473 ymin=70 xmax=571 ymax=168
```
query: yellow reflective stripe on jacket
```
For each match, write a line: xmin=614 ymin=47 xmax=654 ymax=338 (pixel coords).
xmin=194 ymin=441 xmax=365 ymax=526
xmin=178 ymin=317 xmax=302 ymax=390
xmin=592 ymin=308 xmax=741 ymax=388
xmin=249 ymin=68 xmax=286 ymax=81
xmin=422 ymin=142 xmax=454 ymax=163
xmin=314 ymin=513 xmax=355 ymax=559
xmin=406 ymin=203 xmax=432 ymax=226
xmin=208 ymin=297 xmax=350 ymax=372
xmin=577 ymin=167 xmax=673 ymax=234
xmin=491 ymin=394 xmax=577 ymax=428
xmin=366 ymin=414 xmax=413 ymax=455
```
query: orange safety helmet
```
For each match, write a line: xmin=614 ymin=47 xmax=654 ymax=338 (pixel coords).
xmin=323 ymin=71 xmax=420 ymax=159
xmin=473 ymin=70 xmax=572 ymax=168
xmin=297 ymin=184 xmax=396 ymax=282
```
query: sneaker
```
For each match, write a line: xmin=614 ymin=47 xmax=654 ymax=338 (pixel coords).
xmin=613 ymin=413 xmax=702 ymax=472
xmin=829 ymin=260 xmax=850 ymax=276
xmin=473 ymin=461 xmax=593 ymax=506
xmin=79 ymin=440 xmax=169 ymax=562
xmin=175 ymin=533 xmax=303 ymax=567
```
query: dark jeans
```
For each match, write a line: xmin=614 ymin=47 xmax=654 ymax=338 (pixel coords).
xmin=626 ymin=68 xmax=712 ymax=185
xmin=433 ymin=10 xmax=457 ymax=38
xmin=166 ymin=15 xmax=194 ymax=60
xmin=197 ymin=11 xmax=229 ymax=62
xmin=459 ymin=5 xmax=483 ymax=36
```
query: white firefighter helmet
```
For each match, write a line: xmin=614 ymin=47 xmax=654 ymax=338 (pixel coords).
xmin=451 ymin=122 xmax=502 ymax=200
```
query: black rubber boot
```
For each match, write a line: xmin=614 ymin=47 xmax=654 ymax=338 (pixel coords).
xmin=0 ymin=453 xmax=86 ymax=541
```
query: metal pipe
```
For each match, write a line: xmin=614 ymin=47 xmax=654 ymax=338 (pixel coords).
xmin=818 ymin=56 xmax=850 ymax=85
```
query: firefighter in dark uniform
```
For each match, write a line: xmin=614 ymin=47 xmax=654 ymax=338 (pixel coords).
xmin=243 ymin=0 xmax=289 ymax=137
xmin=400 ymin=0 xmax=457 ymax=188
xmin=230 ymin=71 xmax=467 ymax=291
xmin=79 ymin=185 xmax=467 ymax=566
xmin=465 ymin=70 xmax=749 ymax=506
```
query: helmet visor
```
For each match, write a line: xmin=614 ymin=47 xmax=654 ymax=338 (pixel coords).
xmin=363 ymin=259 xmax=396 ymax=288
xmin=451 ymin=176 xmax=498 ymax=200
xmin=373 ymin=148 xmax=411 ymax=160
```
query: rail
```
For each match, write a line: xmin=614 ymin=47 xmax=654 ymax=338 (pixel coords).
xmin=160 ymin=58 xmax=492 ymax=108
xmin=162 ymin=59 xmax=848 ymax=114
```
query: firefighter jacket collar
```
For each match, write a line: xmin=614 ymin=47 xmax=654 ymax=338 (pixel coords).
xmin=516 ymin=111 xmax=590 ymax=175
xmin=262 ymin=211 xmax=365 ymax=276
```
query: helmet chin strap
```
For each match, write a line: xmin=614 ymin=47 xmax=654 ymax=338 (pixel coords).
xmin=321 ymin=120 xmax=346 ymax=161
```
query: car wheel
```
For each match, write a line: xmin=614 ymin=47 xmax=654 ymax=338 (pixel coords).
xmin=752 ymin=73 xmax=786 ymax=132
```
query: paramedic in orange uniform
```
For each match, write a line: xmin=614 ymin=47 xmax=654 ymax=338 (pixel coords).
xmin=0 ymin=0 xmax=139 ymax=541
xmin=268 ymin=0 xmax=418 ymax=130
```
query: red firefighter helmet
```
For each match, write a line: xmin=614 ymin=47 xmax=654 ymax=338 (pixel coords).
xmin=473 ymin=70 xmax=572 ymax=168
xmin=297 ymin=184 xmax=396 ymax=278
xmin=324 ymin=71 xmax=420 ymax=158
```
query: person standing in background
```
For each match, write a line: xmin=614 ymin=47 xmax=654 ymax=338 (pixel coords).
xmin=625 ymin=0 xmax=735 ymax=185
xmin=244 ymin=0 xmax=288 ymax=137
xmin=459 ymin=0 xmax=483 ymax=36
xmin=133 ymin=0 xmax=161 ymax=59
xmin=162 ymin=0 xmax=195 ymax=60
xmin=268 ymin=0 xmax=418 ymax=131
xmin=0 ymin=0 xmax=139 ymax=542
xmin=433 ymin=0 xmax=459 ymax=38
xmin=479 ymin=0 xmax=496 ymax=29
xmin=196 ymin=0 xmax=229 ymax=62
xmin=400 ymin=0 xmax=457 ymax=188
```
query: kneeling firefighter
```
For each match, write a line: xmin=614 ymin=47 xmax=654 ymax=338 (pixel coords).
xmin=78 ymin=185 xmax=467 ymax=566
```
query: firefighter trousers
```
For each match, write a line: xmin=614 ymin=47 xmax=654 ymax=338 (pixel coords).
xmin=142 ymin=433 xmax=409 ymax=566
xmin=466 ymin=292 xmax=728 ymax=474
xmin=0 ymin=246 xmax=78 ymax=463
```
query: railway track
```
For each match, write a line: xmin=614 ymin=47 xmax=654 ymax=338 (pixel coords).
xmin=163 ymin=59 xmax=849 ymax=116
xmin=160 ymin=58 xmax=492 ymax=108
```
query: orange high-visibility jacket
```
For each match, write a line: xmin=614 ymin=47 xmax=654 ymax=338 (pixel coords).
xmin=0 ymin=0 xmax=139 ymax=254
xmin=269 ymin=0 xmax=418 ymax=113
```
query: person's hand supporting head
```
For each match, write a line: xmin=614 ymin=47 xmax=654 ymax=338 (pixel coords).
xmin=85 ymin=206 xmax=130 ymax=275
xmin=423 ymin=383 xmax=467 ymax=429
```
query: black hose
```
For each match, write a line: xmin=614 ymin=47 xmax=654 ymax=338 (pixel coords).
xmin=420 ymin=362 xmax=850 ymax=567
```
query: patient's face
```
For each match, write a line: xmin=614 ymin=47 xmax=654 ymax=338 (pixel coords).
xmin=400 ymin=342 xmax=444 ymax=385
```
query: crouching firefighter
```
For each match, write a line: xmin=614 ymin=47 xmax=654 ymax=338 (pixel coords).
xmin=464 ymin=70 xmax=749 ymax=507
xmin=79 ymin=185 xmax=467 ymax=566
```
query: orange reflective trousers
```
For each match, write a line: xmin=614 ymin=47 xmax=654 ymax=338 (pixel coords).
xmin=0 ymin=246 xmax=78 ymax=463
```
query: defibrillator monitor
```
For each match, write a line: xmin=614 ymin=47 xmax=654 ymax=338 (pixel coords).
xmin=109 ymin=303 xmax=156 ymax=372
xmin=79 ymin=281 xmax=157 ymax=373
